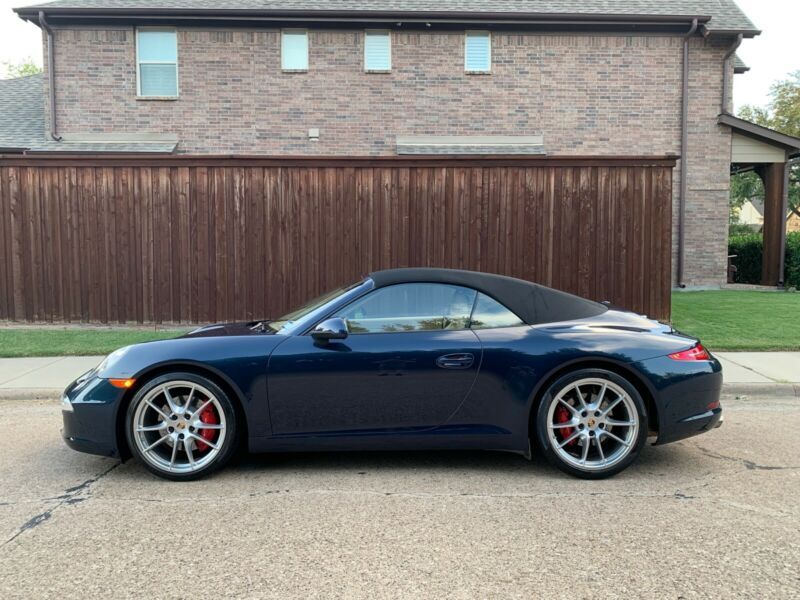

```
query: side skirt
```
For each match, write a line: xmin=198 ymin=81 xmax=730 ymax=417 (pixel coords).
xmin=248 ymin=432 xmax=528 ymax=455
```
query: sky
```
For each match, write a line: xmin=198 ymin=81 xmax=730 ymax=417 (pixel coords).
xmin=0 ymin=0 xmax=797 ymax=112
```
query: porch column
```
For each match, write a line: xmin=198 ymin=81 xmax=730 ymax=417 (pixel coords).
xmin=761 ymin=162 xmax=786 ymax=285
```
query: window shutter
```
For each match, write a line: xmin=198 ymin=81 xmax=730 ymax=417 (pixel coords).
xmin=465 ymin=32 xmax=491 ymax=72
xmin=365 ymin=31 xmax=391 ymax=71
xmin=282 ymin=31 xmax=309 ymax=70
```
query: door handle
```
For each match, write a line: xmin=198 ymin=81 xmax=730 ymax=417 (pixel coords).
xmin=436 ymin=353 xmax=475 ymax=370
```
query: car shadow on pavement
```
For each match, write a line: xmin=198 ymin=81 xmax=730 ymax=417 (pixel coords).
xmin=27 ymin=434 xmax=701 ymax=485
xmin=25 ymin=435 xmax=699 ymax=486
xmin=226 ymin=441 xmax=694 ymax=480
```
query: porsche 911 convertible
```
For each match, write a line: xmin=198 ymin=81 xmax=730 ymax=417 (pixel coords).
xmin=61 ymin=268 xmax=723 ymax=480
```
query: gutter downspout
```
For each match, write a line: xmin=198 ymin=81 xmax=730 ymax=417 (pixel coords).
xmin=677 ymin=18 xmax=698 ymax=288
xmin=721 ymin=34 xmax=743 ymax=114
xmin=39 ymin=11 xmax=61 ymax=142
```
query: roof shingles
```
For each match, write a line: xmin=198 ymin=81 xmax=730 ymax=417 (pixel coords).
xmin=0 ymin=73 xmax=177 ymax=154
xmin=18 ymin=1 xmax=758 ymax=33
xmin=0 ymin=74 xmax=44 ymax=151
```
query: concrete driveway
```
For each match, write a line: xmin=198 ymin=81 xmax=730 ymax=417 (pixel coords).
xmin=0 ymin=394 xmax=798 ymax=599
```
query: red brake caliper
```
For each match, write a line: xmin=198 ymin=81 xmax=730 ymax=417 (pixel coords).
xmin=555 ymin=405 xmax=577 ymax=446
xmin=195 ymin=405 xmax=219 ymax=453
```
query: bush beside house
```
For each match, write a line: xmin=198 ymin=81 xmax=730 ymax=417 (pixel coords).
xmin=729 ymin=231 xmax=800 ymax=288
xmin=787 ymin=233 xmax=800 ymax=287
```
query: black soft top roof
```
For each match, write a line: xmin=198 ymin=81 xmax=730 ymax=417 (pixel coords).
xmin=368 ymin=268 xmax=607 ymax=325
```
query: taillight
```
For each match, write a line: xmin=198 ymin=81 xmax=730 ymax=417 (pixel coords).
xmin=668 ymin=344 xmax=711 ymax=361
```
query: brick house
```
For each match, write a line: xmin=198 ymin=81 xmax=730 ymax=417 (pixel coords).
xmin=1 ymin=1 xmax=798 ymax=324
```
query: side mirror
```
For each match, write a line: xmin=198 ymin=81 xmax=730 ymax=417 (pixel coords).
xmin=311 ymin=317 xmax=349 ymax=342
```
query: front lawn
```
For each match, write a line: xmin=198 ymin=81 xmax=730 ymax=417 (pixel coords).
xmin=0 ymin=327 xmax=190 ymax=358
xmin=1 ymin=291 xmax=797 ymax=356
xmin=671 ymin=291 xmax=800 ymax=351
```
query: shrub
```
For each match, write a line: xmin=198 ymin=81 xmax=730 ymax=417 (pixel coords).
xmin=728 ymin=223 xmax=759 ymax=237
xmin=786 ymin=232 xmax=800 ymax=289
xmin=728 ymin=231 xmax=800 ymax=288
xmin=728 ymin=233 xmax=764 ymax=284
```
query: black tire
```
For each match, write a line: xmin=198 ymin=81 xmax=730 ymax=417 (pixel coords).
xmin=125 ymin=372 xmax=239 ymax=481
xmin=535 ymin=368 xmax=648 ymax=479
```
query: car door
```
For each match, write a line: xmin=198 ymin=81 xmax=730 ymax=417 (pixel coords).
xmin=267 ymin=283 xmax=483 ymax=436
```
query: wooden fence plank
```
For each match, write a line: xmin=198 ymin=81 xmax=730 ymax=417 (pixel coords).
xmin=0 ymin=160 xmax=673 ymax=323
xmin=0 ymin=169 xmax=10 ymax=318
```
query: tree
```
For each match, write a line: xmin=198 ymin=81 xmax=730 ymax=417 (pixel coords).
xmin=0 ymin=58 xmax=42 ymax=79
xmin=767 ymin=71 xmax=800 ymax=138
xmin=736 ymin=71 xmax=800 ymax=223
xmin=729 ymin=170 xmax=763 ymax=224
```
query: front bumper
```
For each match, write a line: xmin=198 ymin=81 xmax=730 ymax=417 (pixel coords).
xmin=62 ymin=426 xmax=118 ymax=457
xmin=61 ymin=373 xmax=127 ymax=458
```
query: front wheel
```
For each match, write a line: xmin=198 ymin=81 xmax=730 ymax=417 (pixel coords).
xmin=125 ymin=372 xmax=238 ymax=481
xmin=535 ymin=369 xmax=648 ymax=479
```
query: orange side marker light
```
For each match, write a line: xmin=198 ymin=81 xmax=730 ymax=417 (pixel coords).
xmin=108 ymin=378 xmax=136 ymax=389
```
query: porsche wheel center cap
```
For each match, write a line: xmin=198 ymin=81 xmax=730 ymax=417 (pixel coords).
xmin=587 ymin=418 xmax=597 ymax=428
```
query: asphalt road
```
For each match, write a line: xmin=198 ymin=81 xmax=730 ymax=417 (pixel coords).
xmin=0 ymin=395 xmax=798 ymax=599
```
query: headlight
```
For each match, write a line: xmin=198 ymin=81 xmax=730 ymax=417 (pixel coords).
xmin=60 ymin=393 xmax=74 ymax=412
xmin=95 ymin=346 xmax=130 ymax=377
xmin=62 ymin=362 xmax=106 ymax=411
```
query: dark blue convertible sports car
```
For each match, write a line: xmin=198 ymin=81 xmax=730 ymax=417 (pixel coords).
xmin=61 ymin=268 xmax=723 ymax=480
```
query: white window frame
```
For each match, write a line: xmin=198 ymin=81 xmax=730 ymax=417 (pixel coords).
xmin=135 ymin=27 xmax=179 ymax=98
xmin=364 ymin=30 xmax=391 ymax=72
xmin=281 ymin=29 xmax=309 ymax=72
xmin=464 ymin=30 xmax=491 ymax=74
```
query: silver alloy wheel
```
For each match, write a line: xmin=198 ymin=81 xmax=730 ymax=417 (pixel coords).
xmin=132 ymin=380 xmax=227 ymax=475
xmin=546 ymin=377 xmax=639 ymax=472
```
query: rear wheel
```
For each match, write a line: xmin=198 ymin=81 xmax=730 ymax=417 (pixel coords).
xmin=535 ymin=369 xmax=647 ymax=479
xmin=125 ymin=372 xmax=238 ymax=481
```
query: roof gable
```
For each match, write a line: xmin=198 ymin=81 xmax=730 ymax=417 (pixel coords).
xmin=720 ymin=114 xmax=800 ymax=159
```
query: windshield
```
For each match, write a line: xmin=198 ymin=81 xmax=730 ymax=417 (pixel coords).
xmin=267 ymin=281 xmax=364 ymax=334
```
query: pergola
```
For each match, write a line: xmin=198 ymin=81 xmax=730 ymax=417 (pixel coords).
xmin=721 ymin=114 xmax=800 ymax=286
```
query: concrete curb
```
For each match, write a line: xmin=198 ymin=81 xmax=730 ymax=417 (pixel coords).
xmin=0 ymin=388 xmax=62 ymax=400
xmin=720 ymin=382 xmax=800 ymax=398
xmin=2 ymin=383 xmax=799 ymax=402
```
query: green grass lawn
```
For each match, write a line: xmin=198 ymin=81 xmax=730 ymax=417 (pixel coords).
xmin=671 ymin=291 xmax=800 ymax=351
xmin=0 ymin=327 xmax=190 ymax=358
xmin=0 ymin=290 xmax=797 ymax=357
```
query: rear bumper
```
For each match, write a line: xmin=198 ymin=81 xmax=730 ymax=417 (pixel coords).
xmin=632 ymin=354 xmax=724 ymax=446
xmin=656 ymin=406 xmax=723 ymax=445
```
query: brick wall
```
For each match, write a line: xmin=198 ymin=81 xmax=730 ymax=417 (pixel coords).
xmin=682 ymin=37 xmax=734 ymax=288
xmin=44 ymin=27 xmax=736 ymax=287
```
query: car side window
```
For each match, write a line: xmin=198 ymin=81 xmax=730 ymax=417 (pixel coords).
xmin=339 ymin=283 xmax=477 ymax=333
xmin=469 ymin=293 xmax=524 ymax=330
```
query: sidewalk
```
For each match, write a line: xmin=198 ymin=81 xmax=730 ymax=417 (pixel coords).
xmin=714 ymin=352 xmax=800 ymax=397
xmin=0 ymin=352 xmax=797 ymax=399
xmin=0 ymin=356 xmax=103 ymax=399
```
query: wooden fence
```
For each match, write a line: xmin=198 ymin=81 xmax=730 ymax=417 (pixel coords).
xmin=0 ymin=155 xmax=674 ymax=323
